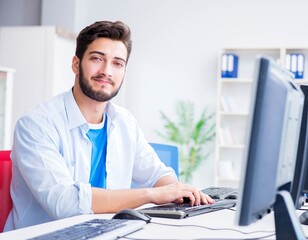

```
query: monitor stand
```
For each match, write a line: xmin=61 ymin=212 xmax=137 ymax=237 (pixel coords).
xmin=274 ymin=190 xmax=307 ymax=240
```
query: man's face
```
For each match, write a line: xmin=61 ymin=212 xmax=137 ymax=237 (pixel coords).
xmin=75 ymin=38 xmax=127 ymax=102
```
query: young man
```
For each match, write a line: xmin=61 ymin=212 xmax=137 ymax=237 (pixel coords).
xmin=4 ymin=21 xmax=213 ymax=231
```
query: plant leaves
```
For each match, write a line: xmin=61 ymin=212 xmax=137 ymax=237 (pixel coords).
xmin=156 ymin=100 xmax=216 ymax=183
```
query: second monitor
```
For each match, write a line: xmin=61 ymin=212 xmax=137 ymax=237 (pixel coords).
xmin=235 ymin=56 xmax=306 ymax=240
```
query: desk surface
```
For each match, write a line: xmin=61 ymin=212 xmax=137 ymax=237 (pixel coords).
xmin=1 ymin=207 xmax=308 ymax=240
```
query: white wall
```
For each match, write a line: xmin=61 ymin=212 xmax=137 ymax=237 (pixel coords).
xmin=77 ymin=0 xmax=308 ymax=140
xmin=3 ymin=0 xmax=308 ymax=187
xmin=70 ymin=0 xmax=308 ymax=187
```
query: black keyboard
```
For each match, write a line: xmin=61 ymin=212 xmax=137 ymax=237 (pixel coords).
xmin=28 ymin=218 xmax=138 ymax=240
xmin=145 ymin=199 xmax=235 ymax=211
xmin=202 ymin=187 xmax=238 ymax=200
xmin=140 ymin=199 xmax=236 ymax=219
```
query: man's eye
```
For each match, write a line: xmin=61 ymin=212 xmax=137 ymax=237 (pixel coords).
xmin=91 ymin=56 xmax=102 ymax=61
xmin=114 ymin=62 xmax=124 ymax=68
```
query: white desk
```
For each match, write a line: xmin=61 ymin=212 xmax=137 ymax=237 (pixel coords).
xmin=1 ymin=207 xmax=308 ymax=240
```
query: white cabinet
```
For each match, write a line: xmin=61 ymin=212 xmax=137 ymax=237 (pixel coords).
xmin=0 ymin=26 xmax=76 ymax=149
xmin=0 ymin=67 xmax=15 ymax=150
xmin=215 ymin=47 xmax=308 ymax=188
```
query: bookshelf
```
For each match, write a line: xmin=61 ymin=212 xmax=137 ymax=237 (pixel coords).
xmin=215 ymin=47 xmax=308 ymax=188
xmin=0 ymin=67 xmax=15 ymax=150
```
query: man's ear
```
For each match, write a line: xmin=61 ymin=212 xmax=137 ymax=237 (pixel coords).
xmin=72 ymin=56 xmax=80 ymax=74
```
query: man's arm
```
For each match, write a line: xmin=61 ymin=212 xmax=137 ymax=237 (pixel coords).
xmin=92 ymin=175 xmax=177 ymax=213
xmin=92 ymin=188 xmax=152 ymax=213
xmin=91 ymin=176 xmax=214 ymax=213
xmin=153 ymin=175 xmax=178 ymax=187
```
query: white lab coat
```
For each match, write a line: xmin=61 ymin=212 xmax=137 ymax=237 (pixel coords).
xmin=4 ymin=90 xmax=176 ymax=231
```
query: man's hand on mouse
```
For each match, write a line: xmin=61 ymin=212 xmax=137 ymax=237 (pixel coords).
xmin=149 ymin=182 xmax=214 ymax=206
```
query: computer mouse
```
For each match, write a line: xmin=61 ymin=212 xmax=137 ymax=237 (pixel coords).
xmin=225 ymin=194 xmax=237 ymax=200
xmin=299 ymin=211 xmax=308 ymax=225
xmin=112 ymin=209 xmax=151 ymax=223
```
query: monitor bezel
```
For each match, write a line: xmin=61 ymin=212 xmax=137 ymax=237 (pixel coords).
xmin=290 ymin=85 xmax=308 ymax=209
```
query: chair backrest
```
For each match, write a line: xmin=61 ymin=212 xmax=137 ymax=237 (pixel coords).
xmin=0 ymin=150 xmax=12 ymax=232
xmin=149 ymin=143 xmax=179 ymax=177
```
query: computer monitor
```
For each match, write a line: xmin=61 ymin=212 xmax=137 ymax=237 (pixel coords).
xmin=290 ymin=85 xmax=308 ymax=209
xmin=303 ymin=171 xmax=308 ymax=195
xmin=235 ymin=56 xmax=306 ymax=239
xmin=301 ymin=97 xmax=308 ymax=197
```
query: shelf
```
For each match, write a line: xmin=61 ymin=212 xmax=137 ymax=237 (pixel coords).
xmin=215 ymin=46 xmax=308 ymax=187
xmin=218 ymin=177 xmax=241 ymax=183
xmin=294 ymin=80 xmax=308 ymax=85
xmin=219 ymin=144 xmax=245 ymax=149
xmin=220 ymin=111 xmax=249 ymax=116
xmin=220 ymin=78 xmax=253 ymax=83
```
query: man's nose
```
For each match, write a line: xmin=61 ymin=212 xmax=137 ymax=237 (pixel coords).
xmin=99 ymin=62 xmax=113 ymax=76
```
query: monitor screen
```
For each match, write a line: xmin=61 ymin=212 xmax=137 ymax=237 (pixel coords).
xmin=235 ymin=56 xmax=306 ymax=239
xmin=290 ymin=85 xmax=308 ymax=209
xmin=301 ymin=89 xmax=308 ymax=196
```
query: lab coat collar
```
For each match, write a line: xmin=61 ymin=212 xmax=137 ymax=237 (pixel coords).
xmin=64 ymin=89 xmax=120 ymax=131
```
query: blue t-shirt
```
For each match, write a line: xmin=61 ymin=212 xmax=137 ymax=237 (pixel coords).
xmin=86 ymin=115 xmax=108 ymax=188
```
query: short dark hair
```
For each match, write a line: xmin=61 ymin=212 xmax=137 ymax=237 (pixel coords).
xmin=75 ymin=20 xmax=132 ymax=62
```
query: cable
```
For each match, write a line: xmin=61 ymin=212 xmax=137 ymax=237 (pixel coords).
xmin=120 ymin=233 xmax=276 ymax=240
xmin=226 ymin=207 xmax=236 ymax=212
xmin=151 ymin=221 xmax=274 ymax=235
xmin=120 ymin=236 xmax=212 ymax=240
xmin=127 ymin=205 xmax=275 ymax=240
xmin=119 ymin=220 xmax=275 ymax=240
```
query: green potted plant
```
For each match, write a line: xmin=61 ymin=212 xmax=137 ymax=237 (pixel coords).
xmin=156 ymin=100 xmax=216 ymax=183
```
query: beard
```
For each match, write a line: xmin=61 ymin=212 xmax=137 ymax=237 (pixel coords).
xmin=78 ymin=64 xmax=123 ymax=102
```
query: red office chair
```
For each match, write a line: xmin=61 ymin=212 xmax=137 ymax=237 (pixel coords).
xmin=0 ymin=150 xmax=12 ymax=232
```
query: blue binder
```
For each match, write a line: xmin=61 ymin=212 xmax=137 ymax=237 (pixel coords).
xmin=221 ymin=53 xmax=238 ymax=78
xmin=286 ymin=53 xmax=305 ymax=79
xmin=296 ymin=54 xmax=305 ymax=79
